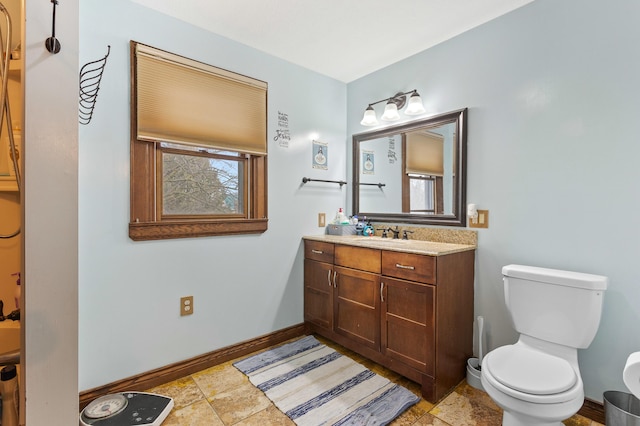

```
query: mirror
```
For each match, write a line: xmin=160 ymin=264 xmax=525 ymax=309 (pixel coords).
xmin=352 ymin=108 xmax=467 ymax=226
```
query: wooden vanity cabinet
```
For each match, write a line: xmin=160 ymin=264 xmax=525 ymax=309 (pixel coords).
xmin=303 ymin=239 xmax=475 ymax=402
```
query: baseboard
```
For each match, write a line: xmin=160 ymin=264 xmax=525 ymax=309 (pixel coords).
xmin=578 ymin=398 xmax=604 ymax=424
xmin=79 ymin=323 xmax=306 ymax=410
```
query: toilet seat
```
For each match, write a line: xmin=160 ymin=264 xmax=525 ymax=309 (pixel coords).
xmin=485 ymin=345 xmax=577 ymax=395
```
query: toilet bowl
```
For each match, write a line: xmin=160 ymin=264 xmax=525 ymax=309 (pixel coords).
xmin=623 ymin=352 xmax=640 ymax=399
xmin=481 ymin=337 xmax=585 ymax=425
xmin=481 ymin=265 xmax=607 ymax=426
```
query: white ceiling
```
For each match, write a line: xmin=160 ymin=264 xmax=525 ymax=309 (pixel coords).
xmin=131 ymin=0 xmax=535 ymax=83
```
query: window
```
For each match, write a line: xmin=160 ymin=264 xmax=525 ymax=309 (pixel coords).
xmin=402 ymin=131 xmax=445 ymax=214
xmin=408 ymin=175 xmax=436 ymax=213
xmin=160 ymin=144 xmax=246 ymax=218
xmin=129 ymin=42 xmax=268 ymax=241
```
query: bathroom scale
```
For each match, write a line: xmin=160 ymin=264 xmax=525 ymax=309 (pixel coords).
xmin=79 ymin=392 xmax=174 ymax=426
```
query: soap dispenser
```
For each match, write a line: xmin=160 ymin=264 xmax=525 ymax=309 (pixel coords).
xmin=334 ymin=208 xmax=349 ymax=224
xmin=333 ymin=208 xmax=341 ymax=224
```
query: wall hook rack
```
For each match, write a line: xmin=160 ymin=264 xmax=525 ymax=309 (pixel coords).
xmin=45 ymin=0 xmax=61 ymax=54
xmin=301 ymin=177 xmax=347 ymax=187
xmin=79 ymin=45 xmax=110 ymax=125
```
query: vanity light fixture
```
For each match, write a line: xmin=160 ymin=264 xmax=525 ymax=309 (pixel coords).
xmin=360 ymin=89 xmax=426 ymax=126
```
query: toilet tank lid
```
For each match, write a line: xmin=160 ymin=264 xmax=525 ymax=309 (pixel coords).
xmin=502 ymin=264 xmax=608 ymax=290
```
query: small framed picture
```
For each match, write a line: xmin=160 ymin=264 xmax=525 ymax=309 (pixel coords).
xmin=312 ymin=140 xmax=328 ymax=170
xmin=362 ymin=150 xmax=374 ymax=175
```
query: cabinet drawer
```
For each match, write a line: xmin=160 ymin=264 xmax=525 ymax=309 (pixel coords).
xmin=305 ymin=241 xmax=334 ymax=263
xmin=382 ymin=251 xmax=436 ymax=284
xmin=335 ymin=245 xmax=381 ymax=273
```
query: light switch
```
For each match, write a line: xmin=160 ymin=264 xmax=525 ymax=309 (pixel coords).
xmin=469 ymin=210 xmax=489 ymax=228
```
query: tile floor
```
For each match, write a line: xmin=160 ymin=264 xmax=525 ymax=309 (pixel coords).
xmin=147 ymin=336 xmax=603 ymax=426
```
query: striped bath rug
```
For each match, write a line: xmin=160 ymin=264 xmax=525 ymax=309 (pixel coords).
xmin=233 ymin=335 xmax=419 ymax=426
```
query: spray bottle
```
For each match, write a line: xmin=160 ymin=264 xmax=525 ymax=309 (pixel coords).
xmin=1 ymin=364 xmax=19 ymax=426
xmin=11 ymin=273 xmax=20 ymax=310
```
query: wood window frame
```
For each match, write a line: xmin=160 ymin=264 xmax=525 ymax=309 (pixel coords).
xmin=129 ymin=42 xmax=268 ymax=241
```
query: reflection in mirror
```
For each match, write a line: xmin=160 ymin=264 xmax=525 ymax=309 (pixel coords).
xmin=353 ymin=108 xmax=467 ymax=226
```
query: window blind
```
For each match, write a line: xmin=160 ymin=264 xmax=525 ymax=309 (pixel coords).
xmin=405 ymin=131 xmax=444 ymax=176
xmin=134 ymin=42 xmax=267 ymax=155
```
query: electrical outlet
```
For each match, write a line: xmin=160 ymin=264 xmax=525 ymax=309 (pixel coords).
xmin=180 ymin=296 xmax=193 ymax=316
xmin=318 ymin=213 xmax=326 ymax=227
xmin=469 ymin=210 xmax=489 ymax=228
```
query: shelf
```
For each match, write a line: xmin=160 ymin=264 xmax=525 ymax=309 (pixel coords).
xmin=0 ymin=177 xmax=19 ymax=192
xmin=8 ymin=60 xmax=21 ymax=81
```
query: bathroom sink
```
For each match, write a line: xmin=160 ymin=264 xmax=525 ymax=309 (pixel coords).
xmin=350 ymin=236 xmax=422 ymax=249
xmin=352 ymin=236 xmax=409 ymax=242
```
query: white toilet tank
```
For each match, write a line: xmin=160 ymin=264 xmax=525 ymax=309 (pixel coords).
xmin=502 ymin=264 xmax=607 ymax=349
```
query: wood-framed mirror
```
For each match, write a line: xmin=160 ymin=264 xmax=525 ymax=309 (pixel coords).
xmin=352 ymin=108 xmax=467 ymax=226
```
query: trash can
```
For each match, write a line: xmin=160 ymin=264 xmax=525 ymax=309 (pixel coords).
xmin=604 ymin=391 xmax=640 ymax=425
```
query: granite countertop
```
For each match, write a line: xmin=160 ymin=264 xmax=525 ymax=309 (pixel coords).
xmin=303 ymin=234 xmax=476 ymax=256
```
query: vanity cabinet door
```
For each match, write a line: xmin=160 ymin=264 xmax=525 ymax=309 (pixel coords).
xmin=304 ymin=259 xmax=334 ymax=331
xmin=381 ymin=277 xmax=435 ymax=375
xmin=333 ymin=266 xmax=381 ymax=351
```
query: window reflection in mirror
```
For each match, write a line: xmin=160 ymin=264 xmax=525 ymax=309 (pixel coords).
xmin=352 ymin=108 xmax=467 ymax=227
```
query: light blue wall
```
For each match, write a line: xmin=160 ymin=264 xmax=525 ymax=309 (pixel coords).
xmin=359 ymin=136 xmax=403 ymax=213
xmin=78 ymin=0 xmax=347 ymax=390
xmin=348 ymin=0 xmax=640 ymax=402
xmin=75 ymin=0 xmax=640 ymax=405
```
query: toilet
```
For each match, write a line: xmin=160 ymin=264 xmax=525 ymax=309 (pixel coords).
xmin=481 ymin=264 xmax=607 ymax=426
